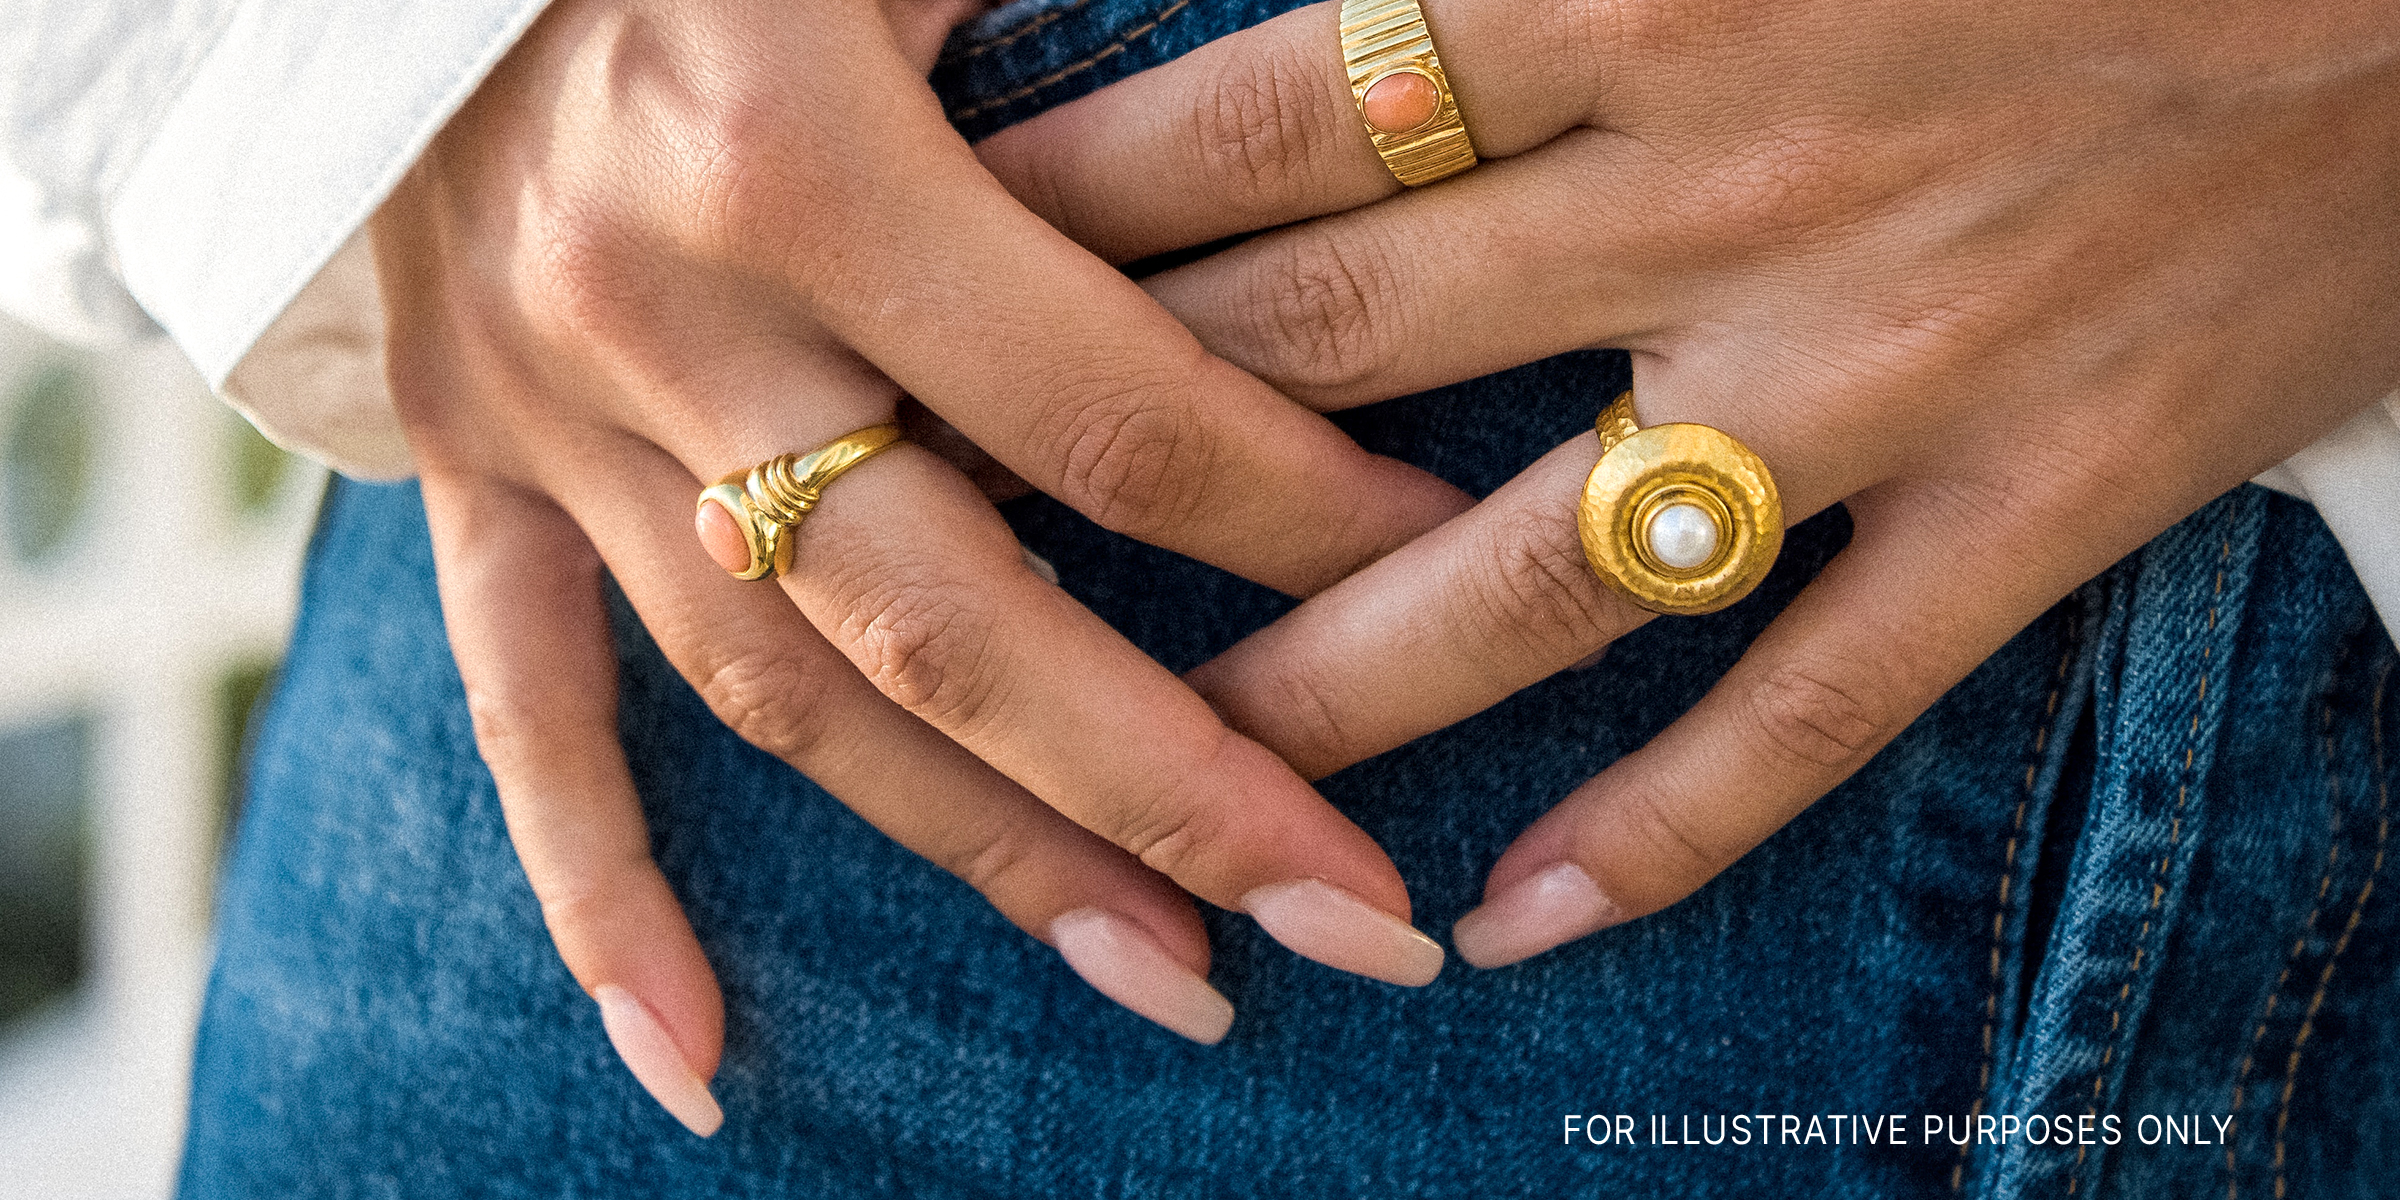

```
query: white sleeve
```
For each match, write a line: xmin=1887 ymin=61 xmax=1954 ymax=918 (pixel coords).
xmin=1 ymin=0 xmax=552 ymax=479
xmin=2253 ymin=391 xmax=2400 ymax=644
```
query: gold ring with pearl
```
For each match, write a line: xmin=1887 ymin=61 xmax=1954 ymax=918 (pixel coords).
xmin=1576 ymin=391 xmax=1782 ymax=615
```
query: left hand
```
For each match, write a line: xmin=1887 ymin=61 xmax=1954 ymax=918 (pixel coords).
xmin=976 ymin=0 xmax=2400 ymax=965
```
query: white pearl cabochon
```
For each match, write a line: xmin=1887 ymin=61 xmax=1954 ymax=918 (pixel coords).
xmin=1645 ymin=502 xmax=1721 ymax=571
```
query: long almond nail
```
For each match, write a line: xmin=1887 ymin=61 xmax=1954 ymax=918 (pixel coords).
xmin=593 ymin=984 xmax=724 ymax=1137
xmin=1239 ymin=878 xmax=1444 ymax=986
xmin=1052 ymin=909 xmax=1235 ymax=1044
xmin=1451 ymin=862 xmax=1620 ymax=969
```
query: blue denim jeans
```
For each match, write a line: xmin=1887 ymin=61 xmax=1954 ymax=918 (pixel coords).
xmin=179 ymin=2 xmax=2400 ymax=1196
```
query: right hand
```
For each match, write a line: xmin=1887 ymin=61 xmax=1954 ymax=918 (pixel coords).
xmin=373 ymin=0 xmax=1471 ymax=1133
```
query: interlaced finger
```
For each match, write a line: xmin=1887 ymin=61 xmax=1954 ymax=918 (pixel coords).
xmin=1140 ymin=132 xmax=1683 ymax=411
xmin=419 ymin=473 xmax=729 ymax=1135
xmin=556 ymin=440 xmax=1250 ymax=1042
xmin=975 ymin=0 xmax=1604 ymax=264
xmin=1450 ymin=488 xmax=2098 ymax=967
xmin=767 ymin=55 xmax=1477 ymax=597
xmin=710 ymin=436 xmax=1449 ymax=987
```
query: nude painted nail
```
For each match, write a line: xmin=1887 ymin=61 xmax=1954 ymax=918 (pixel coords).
xmin=593 ymin=984 xmax=724 ymax=1137
xmin=1052 ymin=908 xmax=1235 ymax=1045
xmin=1451 ymin=862 xmax=1621 ymax=970
xmin=1239 ymin=878 xmax=1444 ymax=987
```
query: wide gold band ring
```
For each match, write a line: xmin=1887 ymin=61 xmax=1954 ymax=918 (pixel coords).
xmin=695 ymin=423 xmax=904 ymax=580
xmin=1339 ymin=0 xmax=1478 ymax=186
xmin=1576 ymin=392 xmax=1783 ymax=615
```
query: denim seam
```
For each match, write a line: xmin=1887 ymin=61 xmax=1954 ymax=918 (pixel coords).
xmin=2267 ymin=658 xmax=2393 ymax=1200
xmin=2068 ymin=533 xmax=2229 ymax=1195
xmin=947 ymin=0 xmax=1194 ymax=122
xmin=2220 ymin=695 xmax=2346 ymax=1199
xmin=1955 ymin=625 xmax=2080 ymax=1195
xmin=946 ymin=0 xmax=1099 ymax=61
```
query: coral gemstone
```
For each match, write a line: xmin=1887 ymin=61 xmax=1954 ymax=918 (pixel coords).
xmin=1362 ymin=71 xmax=1441 ymax=134
xmin=695 ymin=498 xmax=755 ymax=574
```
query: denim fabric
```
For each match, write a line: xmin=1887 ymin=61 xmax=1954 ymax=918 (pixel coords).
xmin=179 ymin=2 xmax=2400 ymax=1196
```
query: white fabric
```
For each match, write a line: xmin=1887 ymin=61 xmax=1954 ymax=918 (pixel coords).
xmin=3 ymin=0 xmax=548 ymax=478
xmin=2252 ymin=394 xmax=2400 ymax=643
xmin=4 ymin=0 xmax=2399 ymax=639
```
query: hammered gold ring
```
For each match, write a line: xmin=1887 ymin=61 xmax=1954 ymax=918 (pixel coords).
xmin=695 ymin=423 xmax=904 ymax=580
xmin=1339 ymin=0 xmax=1478 ymax=187
xmin=1576 ymin=392 xmax=1783 ymax=615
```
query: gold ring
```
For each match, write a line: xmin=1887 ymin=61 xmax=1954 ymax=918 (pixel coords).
xmin=1339 ymin=0 xmax=1478 ymax=187
xmin=695 ymin=423 xmax=904 ymax=580
xmin=1576 ymin=392 xmax=1783 ymax=615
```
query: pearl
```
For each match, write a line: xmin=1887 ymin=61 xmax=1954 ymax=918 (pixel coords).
xmin=1361 ymin=71 xmax=1440 ymax=134
xmin=1645 ymin=502 xmax=1720 ymax=571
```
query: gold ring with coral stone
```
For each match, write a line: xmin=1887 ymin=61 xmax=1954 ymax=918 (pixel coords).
xmin=695 ymin=424 xmax=904 ymax=580
xmin=1339 ymin=0 xmax=1479 ymax=186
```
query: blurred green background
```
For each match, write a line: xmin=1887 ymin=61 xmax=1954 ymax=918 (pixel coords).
xmin=0 ymin=353 xmax=294 ymax=1033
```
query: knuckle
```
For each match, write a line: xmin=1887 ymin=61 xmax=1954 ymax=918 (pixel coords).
xmin=693 ymin=648 xmax=837 ymax=761
xmin=462 ymin=685 xmax=546 ymax=774
xmin=1115 ymin=794 xmax=1224 ymax=884
xmin=670 ymin=97 xmax=822 ymax=258
xmin=838 ymin=571 xmax=1001 ymax=732
xmin=1612 ymin=777 xmax=1741 ymax=907
xmin=1191 ymin=47 xmax=1339 ymax=217
xmin=529 ymin=872 xmax=624 ymax=941
xmin=949 ymin=825 xmax=1042 ymax=901
xmin=519 ymin=841 xmax=656 ymax=944
xmin=1063 ymin=749 xmax=1230 ymax=882
xmin=1248 ymin=231 xmax=1403 ymax=396
xmin=1251 ymin=665 xmax=1362 ymax=779
xmin=1741 ymin=658 xmax=1892 ymax=771
xmin=1050 ymin=387 xmax=1217 ymax=538
xmin=1471 ymin=500 xmax=1620 ymax=663
xmin=522 ymin=206 xmax=655 ymax=346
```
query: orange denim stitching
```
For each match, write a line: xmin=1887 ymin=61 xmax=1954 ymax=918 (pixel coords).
xmin=2222 ymin=672 xmax=2356 ymax=1199
xmin=948 ymin=0 xmax=1193 ymax=122
xmin=1953 ymin=626 xmax=2078 ymax=1194
xmin=2270 ymin=659 xmax=2391 ymax=1200
xmin=2071 ymin=534 xmax=2229 ymax=1195
xmin=949 ymin=0 xmax=1099 ymax=62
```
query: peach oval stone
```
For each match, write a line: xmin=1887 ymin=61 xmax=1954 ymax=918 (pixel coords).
xmin=1362 ymin=70 xmax=1440 ymax=135
xmin=695 ymin=498 xmax=754 ymax=574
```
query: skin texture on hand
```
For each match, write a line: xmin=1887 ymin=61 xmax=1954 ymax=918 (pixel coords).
xmin=374 ymin=0 xmax=1482 ymax=1130
xmin=978 ymin=0 xmax=2400 ymax=964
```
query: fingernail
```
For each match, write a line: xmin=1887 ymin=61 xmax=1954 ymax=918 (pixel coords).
xmin=1239 ymin=879 xmax=1444 ymax=987
xmin=1451 ymin=862 xmax=1621 ymax=970
xmin=593 ymin=984 xmax=724 ymax=1137
xmin=1020 ymin=546 xmax=1061 ymax=585
xmin=1051 ymin=909 xmax=1235 ymax=1045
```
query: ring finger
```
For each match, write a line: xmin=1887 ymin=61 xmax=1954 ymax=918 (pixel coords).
xmin=623 ymin=384 xmax=1450 ymax=988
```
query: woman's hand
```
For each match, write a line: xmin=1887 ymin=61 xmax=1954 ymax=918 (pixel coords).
xmin=376 ymin=0 xmax=1475 ymax=1131
xmin=980 ymin=0 xmax=2400 ymax=963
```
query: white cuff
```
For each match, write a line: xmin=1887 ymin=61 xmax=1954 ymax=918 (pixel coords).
xmin=2254 ymin=391 xmax=2400 ymax=645
xmin=106 ymin=0 xmax=553 ymax=478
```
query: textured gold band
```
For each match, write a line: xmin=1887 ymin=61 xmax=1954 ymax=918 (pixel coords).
xmin=699 ymin=424 xmax=905 ymax=580
xmin=743 ymin=424 xmax=904 ymax=527
xmin=1339 ymin=0 xmax=1479 ymax=186
xmin=1576 ymin=392 xmax=1784 ymax=615
xmin=1595 ymin=390 xmax=1642 ymax=456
